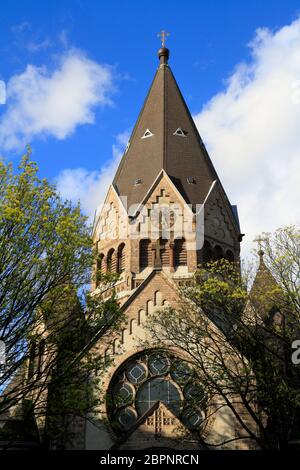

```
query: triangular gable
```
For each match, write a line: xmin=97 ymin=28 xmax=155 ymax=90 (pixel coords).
xmin=129 ymin=169 xmax=194 ymax=218
xmin=111 ymin=401 xmax=196 ymax=450
xmin=204 ymin=180 xmax=240 ymax=241
xmin=92 ymin=183 xmax=129 ymax=238
xmin=121 ymin=268 xmax=180 ymax=313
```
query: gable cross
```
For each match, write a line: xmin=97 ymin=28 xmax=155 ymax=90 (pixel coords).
xmin=157 ymin=30 xmax=170 ymax=48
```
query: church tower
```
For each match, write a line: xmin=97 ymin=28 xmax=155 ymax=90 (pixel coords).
xmin=88 ymin=43 xmax=246 ymax=450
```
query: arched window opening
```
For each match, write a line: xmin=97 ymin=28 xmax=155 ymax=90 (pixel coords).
xmin=140 ymin=239 xmax=152 ymax=269
xmin=160 ymin=239 xmax=169 ymax=267
xmin=214 ymin=245 xmax=224 ymax=261
xmin=202 ymin=240 xmax=213 ymax=264
xmin=107 ymin=248 xmax=116 ymax=273
xmin=95 ymin=253 xmax=104 ymax=286
xmin=225 ymin=249 xmax=234 ymax=262
xmin=37 ymin=339 xmax=45 ymax=378
xmin=107 ymin=350 xmax=206 ymax=435
xmin=174 ymin=238 xmax=187 ymax=267
xmin=117 ymin=243 xmax=126 ymax=273
xmin=97 ymin=253 xmax=104 ymax=273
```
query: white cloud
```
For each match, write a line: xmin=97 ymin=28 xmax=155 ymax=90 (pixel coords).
xmin=193 ymin=18 xmax=300 ymax=258
xmin=0 ymin=49 xmax=115 ymax=151
xmin=11 ymin=21 xmax=30 ymax=33
xmin=26 ymin=39 xmax=53 ymax=53
xmin=58 ymin=30 xmax=69 ymax=49
xmin=56 ymin=130 xmax=130 ymax=221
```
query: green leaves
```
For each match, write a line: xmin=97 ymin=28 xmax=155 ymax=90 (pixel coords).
xmin=147 ymin=238 xmax=300 ymax=449
xmin=0 ymin=150 xmax=89 ymax=394
xmin=187 ymin=259 xmax=247 ymax=322
xmin=0 ymin=148 xmax=92 ymax=325
xmin=0 ymin=149 xmax=123 ymax=447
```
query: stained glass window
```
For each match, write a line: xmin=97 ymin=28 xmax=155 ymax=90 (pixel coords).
xmin=126 ymin=362 xmax=147 ymax=384
xmin=148 ymin=353 xmax=170 ymax=376
xmin=113 ymin=382 xmax=134 ymax=407
xmin=182 ymin=408 xmax=205 ymax=430
xmin=115 ymin=407 xmax=137 ymax=431
xmin=108 ymin=350 xmax=206 ymax=434
xmin=171 ymin=360 xmax=192 ymax=384
xmin=136 ymin=378 xmax=181 ymax=416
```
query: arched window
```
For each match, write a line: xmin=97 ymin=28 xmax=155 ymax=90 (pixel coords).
xmin=174 ymin=238 xmax=187 ymax=267
xmin=117 ymin=243 xmax=126 ymax=273
xmin=107 ymin=248 xmax=116 ymax=273
xmin=97 ymin=253 xmax=104 ymax=273
xmin=140 ymin=239 xmax=152 ymax=269
xmin=202 ymin=240 xmax=213 ymax=264
xmin=37 ymin=339 xmax=45 ymax=378
xmin=95 ymin=253 xmax=104 ymax=286
xmin=225 ymin=249 xmax=234 ymax=262
xmin=160 ymin=239 xmax=169 ymax=267
xmin=214 ymin=245 xmax=224 ymax=261
xmin=107 ymin=350 xmax=206 ymax=435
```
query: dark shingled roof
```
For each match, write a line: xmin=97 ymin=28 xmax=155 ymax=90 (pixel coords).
xmin=113 ymin=48 xmax=221 ymax=211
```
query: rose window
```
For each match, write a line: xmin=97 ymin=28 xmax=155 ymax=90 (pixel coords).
xmin=107 ymin=350 xmax=206 ymax=434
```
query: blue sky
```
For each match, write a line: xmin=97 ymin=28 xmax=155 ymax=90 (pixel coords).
xmin=1 ymin=0 xmax=300 ymax=256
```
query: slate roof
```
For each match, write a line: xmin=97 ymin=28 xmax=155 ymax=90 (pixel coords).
xmin=113 ymin=47 xmax=222 ymax=212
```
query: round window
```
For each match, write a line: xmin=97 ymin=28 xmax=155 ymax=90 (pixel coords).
xmin=113 ymin=382 xmax=134 ymax=407
xmin=107 ymin=350 xmax=206 ymax=434
xmin=148 ymin=353 xmax=170 ymax=376
xmin=115 ymin=407 xmax=137 ymax=431
xmin=126 ymin=361 xmax=147 ymax=384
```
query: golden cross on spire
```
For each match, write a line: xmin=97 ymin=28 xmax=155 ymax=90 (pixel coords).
xmin=157 ymin=30 xmax=170 ymax=48
xmin=254 ymin=236 xmax=265 ymax=250
xmin=254 ymin=236 xmax=266 ymax=259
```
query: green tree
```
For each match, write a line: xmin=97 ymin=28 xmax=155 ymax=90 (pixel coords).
xmin=146 ymin=226 xmax=300 ymax=450
xmin=0 ymin=148 xmax=122 ymax=448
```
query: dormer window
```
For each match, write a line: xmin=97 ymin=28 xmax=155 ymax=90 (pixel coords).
xmin=141 ymin=129 xmax=154 ymax=139
xmin=173 ymin=128 xmax=188 ymax=137
xmin=187 ymin=176 xmax=196 ymax=184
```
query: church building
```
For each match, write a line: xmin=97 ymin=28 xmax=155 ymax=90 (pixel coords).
xmin=84 ymin=42 xmax=251 ymax=450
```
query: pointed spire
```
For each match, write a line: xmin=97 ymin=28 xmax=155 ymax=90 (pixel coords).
xmin=112 ymin=43 xmax=240 ymax=223
xmin=250 ymin=238 xmax=283 ymax=319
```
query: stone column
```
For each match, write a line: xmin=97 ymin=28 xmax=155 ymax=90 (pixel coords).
xmin=112 ymin=250 xmax=118 ymax=273
xmin=151 ymin=241 xmax=156 ymax=268
xmin=169 ymin=241 xmax=175 ymax=272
